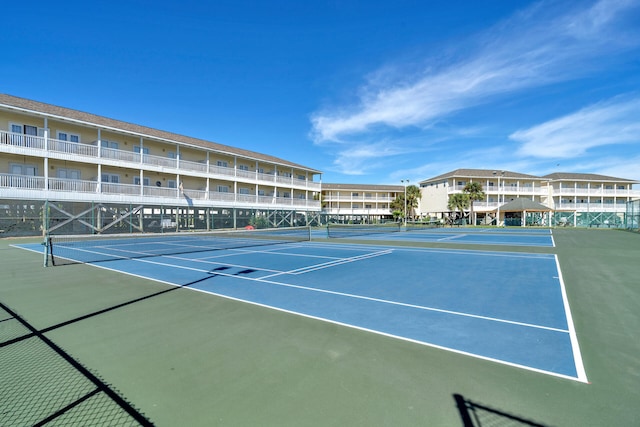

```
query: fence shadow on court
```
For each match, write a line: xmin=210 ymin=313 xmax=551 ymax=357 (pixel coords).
xmin=454 ymin=393 xmax=550 ymax=427
xmin=0 ymin=267 xmax=245 ymax=426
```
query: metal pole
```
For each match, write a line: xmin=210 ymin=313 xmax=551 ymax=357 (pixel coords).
xmin=401 ymin=179 xmax=409 ymax=226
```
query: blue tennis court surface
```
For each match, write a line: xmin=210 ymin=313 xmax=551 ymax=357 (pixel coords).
xmin=327 ymin=226 xmax=555 ymax=246
xmin=15 ymin=237 xmax=585 ymax=382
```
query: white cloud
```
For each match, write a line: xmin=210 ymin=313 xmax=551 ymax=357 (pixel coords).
xmin=511 ymin=95 xmax=640 ymax=158
xmin=310 ymin=0 xmax=640 ymax=143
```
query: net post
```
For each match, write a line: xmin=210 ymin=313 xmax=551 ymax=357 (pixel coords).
xmin=42 ymin=200 xmax=49 ymax=267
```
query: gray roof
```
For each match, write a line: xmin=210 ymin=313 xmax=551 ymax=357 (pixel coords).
xmin=420 ymin=169 xmax=542 ymax=184
xmin=497 ymin=198 xmax=552 ymax=212
xmin=322 ymin=183 xmax=404 ymax=191
xmin=0 ymin=94 xmax=321 ymax=173
xmin=543 ymin=172 xmax=637 ymax=183
xmin=420 ymin=168 xmax=637 ymax=184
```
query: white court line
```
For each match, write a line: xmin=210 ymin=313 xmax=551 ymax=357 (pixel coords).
xmin=306 ymin=241 xmax=555 ymax=260
xmin=437 ymin=234 xmax=466 ymax=241
xmin=130 ymin=255 xmax=569 ymax=334
xmin=261 ymin=249 xmax=393 ymax=279
xmin=555 ymin=254 xmax=589 ymax=383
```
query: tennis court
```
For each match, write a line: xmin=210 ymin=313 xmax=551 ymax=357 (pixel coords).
xmin=326 ymin=224 xmax=555 ymax=246
xmin=3 ymin=227 xmax=639 ymax=426
xmin=15 ymin=230 xmax=583 ymax=381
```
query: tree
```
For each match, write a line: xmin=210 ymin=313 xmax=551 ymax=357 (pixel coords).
xmin=447 ymin=193 xmax=470 ymax=225
xmin=390 ymin=185 xmax=422 ymax=221
xmin=462 ymin=182 xmax=485 ymax=226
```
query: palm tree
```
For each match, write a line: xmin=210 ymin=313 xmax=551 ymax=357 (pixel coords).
xmin=390 ymin=185 xmax=422 ymax=221
xmin=462 ymin=182 xmax=485 ymax=226
xmin=405 ymin=185 xmax=421 ymax=220
xmin=447 ymin=193 xmax=470 ymax=225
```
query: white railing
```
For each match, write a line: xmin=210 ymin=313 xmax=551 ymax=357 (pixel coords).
xmin=143 ymin=186 xmax=179 ymax=198
xmin=100 ymin=146 xmax=141 ymax=163
xmin=1 ymin=130 xmax=320 ymax=191
xmin=0 ymin=173 xmax=45 ymax=189
xmin=48 ymin=177 xmax=98 ymax=192
xmin=183 ymin=189 xmax=208 ymax=200
xmin=0 ymin=130 xmax=46 ymax=149
xmin=101 ymin=182 xmax=141 ymax=195
xmin=209 ymin=164 xmax=236 ymax=177
xmin=325 ymin=195 xmax=395 ymax=202
xmin=236 ymin=169 xmax=255 ymax=180
xmin=48 ymin=138 xmax=99 ymax=157
xmin=209 ymin=191 xmax=236 ymax=202
xmin=257 ymin=171 xmax=276 ymax=183
xmin=258 ymin=195 xmax=274 ymax=204
xmin=275 ymin=175 xmax=293 ymax=185
xmin=143 ymin=154 xmax=177 ymax=169
xmin=236 ymin=194 xmax=256 ymax=204
xmin=177 ymin=159 xmax=208 ymax=173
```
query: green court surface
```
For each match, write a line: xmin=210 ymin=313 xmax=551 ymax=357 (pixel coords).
xmin=1 ymin=228 xmax=639 ymax=426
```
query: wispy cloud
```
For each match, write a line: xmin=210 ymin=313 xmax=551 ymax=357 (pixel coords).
xmin=511 ymin=95 xmax=640 ymax=158
xmin=311 ymin=0 xmax=638 ymax=143
xmin=309 ymin=0 xmax=640 ymax=177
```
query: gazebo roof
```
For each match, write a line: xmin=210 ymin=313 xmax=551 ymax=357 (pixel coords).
xmin=496 ymin=198 xmax=552 ymax=212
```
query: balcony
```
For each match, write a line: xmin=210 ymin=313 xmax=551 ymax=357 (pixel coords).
xmin=0 ymin=174 xmax=321 ymax=210
xmin=0 ymin=130 xmax=321 ymax=191
xmin=553 ymin=187 xmax=639 ymax=197
xmin=322 ymin=207 xmax=394 ymax=216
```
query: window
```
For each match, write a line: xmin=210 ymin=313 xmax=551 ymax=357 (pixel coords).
xmin=239 ymin=188 xmax=250 ymax=195
xmin=57 ymin=169 xmax=81 ymax=179
xmin=617 ymin=185 xmax=625 ymax=190
xmin=365 ymin=204 xmax=372 ymax=209
xmin=57 ymin=131 xmax=81 ymax=142
xmin=167 ymin=180 xmax=177 ymax=188
xmin=167 ymin=151 xmax=176 ymax=159
xmin=101 ymin=139 xmax=119 ymax=149
xmin=133 ymin=177 xmax=150 ymax=186
xmin=258 ymin=190 xmax=265 ymax=196
xmin=238 ymin=164 xmax=249 ymax=171
xmin=297 ymin=174 xmax=305 ymax=180
xmin=352 ymin=203 xmax=360 ymax=209
xmin=352 ymin=192 xmax=359 ymax=197
xmin=133 ymin=146 xmax=149 ymax=154
xmin=283 ymin=191 xmax=291 ymax=198
xmin=24 ymin=125 xmax=38 ymax=136
xmin=101 ymin=173 xmax=119 ymax=183
xmin=217 ymin=185 xmax=230 ymax=193
xmin=11 ymin=164 xmax=37 ymax=175
xmin=217 ymin=160 xmax=228 ymax=168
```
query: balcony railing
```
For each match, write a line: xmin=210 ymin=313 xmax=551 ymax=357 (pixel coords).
xmin=0 ymin=130 xmax=321 ymax=191
xmin=0 ymin=173 xmax=321 ymax=209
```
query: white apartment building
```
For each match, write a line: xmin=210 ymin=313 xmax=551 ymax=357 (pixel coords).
xmin=0 ymin=94 xmax=322 ymax=234
xmin=419 ymin=169 xmax=639 ymax=227
xmin=321 ymin=183 xmax=404 ymax=222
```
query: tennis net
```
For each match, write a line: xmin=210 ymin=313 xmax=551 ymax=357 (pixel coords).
xmin=404 ymin=220 xmax=442 ymax=231
xmin=46 ymin=227 xmax=311 ymax=266
xmin=327 ymin=223 xmax=401 ymax=238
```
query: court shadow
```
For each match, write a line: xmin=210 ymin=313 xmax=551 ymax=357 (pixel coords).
xmin=453 ymin=393 xmax=550 ymax=427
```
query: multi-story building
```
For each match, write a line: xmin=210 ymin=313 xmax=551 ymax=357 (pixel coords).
xmin=0 ymin=94 xmax=321 ymax=234
xmin=419 ymin=169 xmax=639 ymax=226
xmin=320 ymin=183 xmax=404 ymax=222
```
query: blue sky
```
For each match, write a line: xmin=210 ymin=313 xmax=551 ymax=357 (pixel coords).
xmin=2 ymin=0 xmax=640 ymax=185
